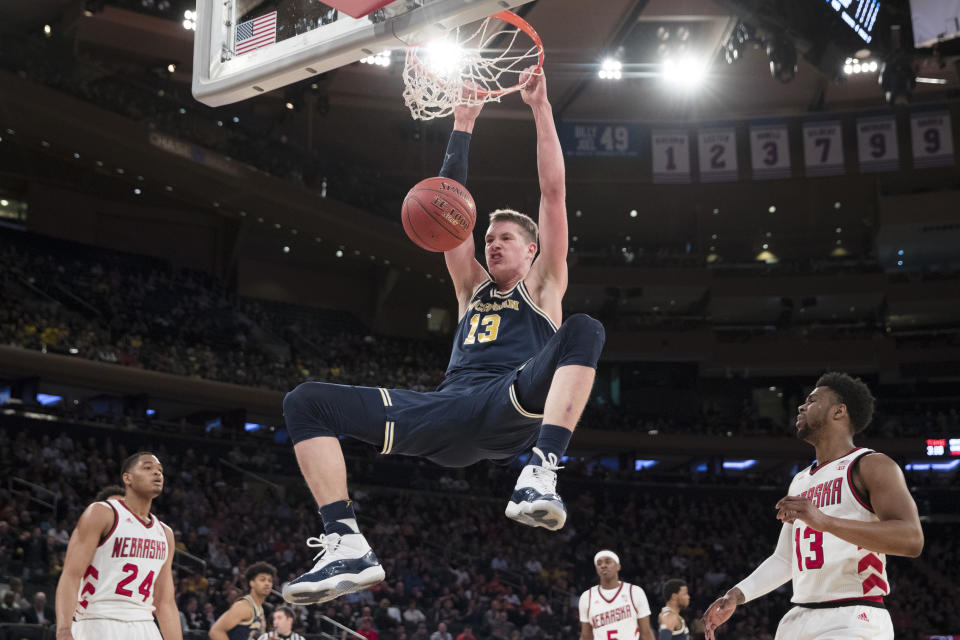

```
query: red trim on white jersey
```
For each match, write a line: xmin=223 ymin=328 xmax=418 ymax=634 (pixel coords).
xmin=598 ymin=582 xmax=624 ymax=603
xmin=809 ymin=447 xmax=863 ymax=475
xmin=847 ymin=451 xmax=876 ymax=513
xmin=118 ymin=499 xmax=155 ymax=528
xmin=97 ymin=501 xmax=119 ymax=548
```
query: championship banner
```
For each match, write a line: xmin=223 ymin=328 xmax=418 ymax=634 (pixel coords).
xmin=802 ymin=120 xmax=845 ymax=176
xmin=856 ymin=116 xmax=899 ymax=172
xmin=698 ymin=127 xmax=738 ymax=182
xmin=651 ymin=129 xmax=691 ymax=183
xmin=749 ymin=123 xmax=791 ymax=179
xmin=911 ymin=111 xmax=955 ymax=168
xmin=559 ymin=122 xmax=641 ymax=157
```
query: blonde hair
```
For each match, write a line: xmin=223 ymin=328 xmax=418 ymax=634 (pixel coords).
xmin=488 ymin=209 xmax=538 ymax=246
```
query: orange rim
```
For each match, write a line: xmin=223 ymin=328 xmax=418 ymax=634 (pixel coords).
xmin=407 ymin=10 xmax=544 ymax=101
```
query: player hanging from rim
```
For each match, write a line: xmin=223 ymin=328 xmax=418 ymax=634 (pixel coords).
xmin=657 ymin=579 xmax=689 ymax=640
xmin=281 ymin=66 xmax=605 ymax=605
xmin=55 ymin=452 xmax=180 ymax=640
xmin=208 ymin=561 xmax=275 ymax=640
xmin=579 ymin=550 xmax=655 ymax=640
xmin=702 ymin=372 xmax=924 ymax=640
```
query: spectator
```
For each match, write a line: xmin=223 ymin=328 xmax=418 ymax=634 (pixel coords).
xmin=404 ymin=600 xmax=427 ymax=629
xmin=357 ymin=615 xmax=379 ymax=640
xmin=430 ymin=621 xmax=452 ymax=640
xmin=455 ymin=624 xmax=477 ymax=640
xmin=22 ymin=591 xmax=54 ymax=626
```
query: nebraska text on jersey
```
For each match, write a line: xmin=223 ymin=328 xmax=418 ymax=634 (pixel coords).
xmin=789 ymin=448 xmax=890 ymax=603
xmin=75 ymin=499 xmax=169 ymax=621
xmin=111 ymin=536 xmax=168 ymax=560
xmin=592 ymin=604 xmax=633 ymax=628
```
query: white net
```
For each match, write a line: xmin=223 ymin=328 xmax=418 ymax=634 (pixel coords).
xmin=402 ymin=11 xmax=543 ymax=120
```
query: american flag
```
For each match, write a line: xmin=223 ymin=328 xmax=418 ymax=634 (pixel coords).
xmin=235 ymin=12 xmax=277 ymax=55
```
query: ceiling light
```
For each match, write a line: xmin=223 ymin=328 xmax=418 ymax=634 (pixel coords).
xmin=599 ymin=58 xmax=622 ymax=80
xmin=768 ymin=205 xmax=776 ymax=213
xmin=766 ymin=36 xmax=797 ymax=83
xmin=629 ymin=209 xmax=638 ymax=217
xmin=43 ymin=24 xmax=52 ymax=36
xmin=661 ymin=57 xmax=707 ymax=88
xmin=167 ymin=63 xmax=176 ymax=73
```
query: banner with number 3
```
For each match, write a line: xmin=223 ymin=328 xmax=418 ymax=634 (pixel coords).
xmin=749 ymin=123 xmax=791 ymax=180
xmin=911 ymin=111 xmax=955 ymax=168
xmin=651 ymin=129 xmax=691 ymax=183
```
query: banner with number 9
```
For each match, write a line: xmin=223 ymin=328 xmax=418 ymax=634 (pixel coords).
xmin=911 ymin=111 xmax=955 ymax=168
xmin=856 ymin=116 xmax=899 ymax=172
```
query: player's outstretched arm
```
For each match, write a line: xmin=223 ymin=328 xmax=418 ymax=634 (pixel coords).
xmin=776 ymin=453 xmax=924 ymax=557
xmin=442 ymin=95 xmax=489 ymax=317
xmin=658 ymin=611 xmax=679 ymax=640
xmin=520 ymin=66 xmax=568 ymax=296
xmin=55 ymin=503 xmax=114 ymax=640
xmin=209 ymin=599 xmax=253 ymax=640
xmin=703 ymin=523 xmax=793 ymax=640
xmin=154 ymin=524 xmax=183 ymax=640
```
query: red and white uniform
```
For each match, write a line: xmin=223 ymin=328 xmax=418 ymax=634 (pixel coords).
xmin=776 ymin=447 xmax=893 ymax=640
xmin=72 ymin=499 xmax=169 ymax=640
xmin=788 ymin=447 xmax=889 ymax=604
xmin=579 ymin=582 xmax=651 ymax=640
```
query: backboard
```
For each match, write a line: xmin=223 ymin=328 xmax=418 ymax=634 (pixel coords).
xmin=192 ymin=0 xmax=534 ymax=107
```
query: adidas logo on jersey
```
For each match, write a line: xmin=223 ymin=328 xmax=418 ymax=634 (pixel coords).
xmin=857 ymin=612 xmax=870 ymax=622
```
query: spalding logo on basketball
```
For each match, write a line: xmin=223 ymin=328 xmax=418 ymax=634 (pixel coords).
xmin=401 ymin=176 xmax=477 ymax=252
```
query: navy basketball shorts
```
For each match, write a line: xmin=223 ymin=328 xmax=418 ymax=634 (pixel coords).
xmin=283 ymin=314 xmax=604 ymax=468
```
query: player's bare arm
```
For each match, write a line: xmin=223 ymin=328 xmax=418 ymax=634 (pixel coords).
xmin=54 ymin=502 xmax=114 ymax=640
xmin=153 ymin=523 xmax=183 ymax=640
xmin=520 ymin=66 xmax=568 ymax=326
xmin=579 ymin=621 xmax=592 ymax=640
xmin=636 ymin=615 xmax=655 ymax=640
xmin=444 ymin=93 xmax=490 ymax=318
xmin=776 ymin=452 xmax=924 ymax=557
xmin=702 ymin=523 xmax=793 ymax=640
xmin=209 ymin=599 xmax=254 ymax=640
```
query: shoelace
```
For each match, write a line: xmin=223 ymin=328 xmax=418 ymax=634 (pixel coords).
xmin=305 ymin=534 xmax=339 ymax=561
xmin=531 ymin=446 xmax=564 ymax=472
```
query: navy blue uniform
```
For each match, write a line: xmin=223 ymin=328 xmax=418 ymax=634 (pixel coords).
xmin=283 ymin=278 xmax=605 ymax=468
xmin=226 ymin=595 xmax=264 ymax=640
xmin=282 ymin=129 xmax=605 ymax=468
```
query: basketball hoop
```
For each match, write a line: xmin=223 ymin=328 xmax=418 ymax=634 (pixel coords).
xmin=402 ymin=11 xmax=544 ymax=121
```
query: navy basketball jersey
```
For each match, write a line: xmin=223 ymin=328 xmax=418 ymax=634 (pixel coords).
xmin=226 ymin=595 xmax=264 ymax=640
xmin=445 ymin=279 xmax=557 ymax=382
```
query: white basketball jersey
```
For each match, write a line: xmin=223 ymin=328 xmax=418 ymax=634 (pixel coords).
xmin=579 ymin=582 xmax=651 ymax=640
xmin=788 ymin=448 xmax=890 ymax=604
xmin=75 ymin=499 xmax=170 ymax=621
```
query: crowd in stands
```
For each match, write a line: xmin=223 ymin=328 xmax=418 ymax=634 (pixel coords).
xmin=0 ymin=230 xmax=450 ymax=393
xmin=1 ymin=421 xmax=958 ymax=640
xmin=3 ymin=228 xmax=960 ymax=440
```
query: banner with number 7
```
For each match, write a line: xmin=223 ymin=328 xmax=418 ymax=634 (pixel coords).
xmin=802 ymin=120 xmax=845 ymax=176
xmin=911 ymin=111 xmax=955 ymax=168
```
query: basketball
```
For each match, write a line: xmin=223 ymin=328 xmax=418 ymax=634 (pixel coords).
xmin=401 ymin=176 xmax=477 ymax=252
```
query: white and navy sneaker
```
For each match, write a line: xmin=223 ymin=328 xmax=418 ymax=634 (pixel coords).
xmin=505 ymin=447 xmax=567 ymax=531
xmin=281 ymin=533 xmax=385 ymax=605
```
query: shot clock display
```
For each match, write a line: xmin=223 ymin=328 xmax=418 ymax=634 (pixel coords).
xmin=924 ymin=438 xmax=960 ymax=457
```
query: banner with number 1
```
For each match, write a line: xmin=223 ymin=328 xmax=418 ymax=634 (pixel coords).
xmin=651 ymin=130 xmax=691 ymax=183
xmin=911 ymin=111 xmax=954 ymax=168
